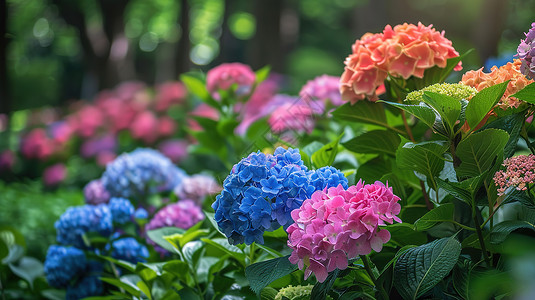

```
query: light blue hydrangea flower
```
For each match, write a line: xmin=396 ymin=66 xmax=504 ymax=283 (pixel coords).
xmin=111 ymin=237 xmax=149 ymax=264
xmin=101 ymin=148 xmax=187 ymax=199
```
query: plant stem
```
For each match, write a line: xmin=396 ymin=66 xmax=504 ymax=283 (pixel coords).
xmin=419 ymin=181 xmax=433 ymax=210
xmin=473 ymin=214 xmax=492 ymax=267
xmin=400 ymin=110 xmax=415 ymax=142
xmin=109 ymin=262 xmax=126 ymax=294
xmin=249 ymin=242 xmax=255 ymax=265
xmin=360 ymin=255 xmax=389 ymax=299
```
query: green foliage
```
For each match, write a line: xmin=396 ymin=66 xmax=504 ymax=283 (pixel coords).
xmin=414 ymin=203 xmax=455 ymax=231
xmin=394 ymin=236 xmax=461 ymax=300
xmin=465 ymin=81 xmax=509 ymax=131
xmin=455 ymin=129 xmax=509 ymax=178
xmin=245 ymin=255 xmax=297 ymax=295
xmin=342 ymin=130 xmax=401 ymax=157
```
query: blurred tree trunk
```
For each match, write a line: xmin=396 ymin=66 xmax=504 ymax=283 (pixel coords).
xmin=216 ymin=0 xmax=233 ymax=64
xmin=0 ymin=0 xmax=10 ymax=116
xmin=175 ymin=0 xmax=191 ymax=76
xmin=249 ymin=0 xmax=283 ymax=72
xmin=51 ymin=0 xmax=132 ymax=95
xmin=472 ymin=0 xmax=509 ymax=63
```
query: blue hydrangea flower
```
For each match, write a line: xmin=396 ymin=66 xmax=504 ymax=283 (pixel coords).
xmin=44 ymin=245 xmax=87 ymax=288
xmin=55 ymin=204 xmax=113 ymax=248
xmin=66 ymin=275 xmax=103 ymax=300
xmin=308 ymin=166 xmax=348 ymax=192
xmin=108 ymin=197 xmax=135 ymax=224
xmin=212 ymin=147 xmax=348 ymax=245
xmin=111 ymin=237 xmax=149 ymax=264
xmin=134 ymin=207 xmax=149 ymax=219
xmin=101 ymin=148 xmax=187 ymax=199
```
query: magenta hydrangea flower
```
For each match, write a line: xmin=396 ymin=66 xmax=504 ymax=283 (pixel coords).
xmin=494 ymin=154 xmax=535 ymax=195
xmin=287 ymin=181 xmax=401 ymax=283
xmin=517 ymin=22 xmax=535 ymax=79
xmin=145 ymin=200 xmax=204 ymax=254
xmin=206 ymin=63 xmax=256 ymax=99
xmin=43 ymin=163 xmax=67 ymax=186
xmin=174 ymin=174 xmax=222 ymax=204
xmin=299 ymin=75 xmax=343 ymax=106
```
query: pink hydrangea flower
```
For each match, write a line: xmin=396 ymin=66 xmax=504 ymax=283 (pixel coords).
xmin=68 ymin=105 xmax=104 ymax=138
xmin=268 ymin=101 xmax=316 ymax=134
xmin=145 ymin=200 xmax=205 ymax=254
xmin=300 ymin=75 xmax=343 ymax=106
xmin=494 ymin=154 xmax=535 ymax=195
xmin=43 ymin=163 xmax=67 ymax=186
xmin=206 ymin=63 xmax=256 ymax=99
xmin=341 ymin=23 xmax=461 ymax=103
xmin=130 ymin=111 xmax=159 ymax=144
xmin=188 ymin=104 xmax=219 ymax=131
xmin=157 ymin=116 xmax=176 ymax=138
xmin=174 ymin=174 xmax=222 ymax=204
xmin=154 ymin=81 xmax=187 ymax=112
xmin=20 ymin=128 xmax=56 ymax=160
xmin=287 ymin=181 xmax=401 ymax=283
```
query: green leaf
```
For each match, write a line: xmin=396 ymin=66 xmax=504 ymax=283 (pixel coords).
xmin=0 ymin=238 xmax=7 ymax=261
xmin=99 ymin=256 xmax=136 ymax=273
xmin=387 ymin=223 xmax=427 ymax=246
xmin=490 ymin=220 xmax=535 ymax=244
xmin=182 ymin=241 xmax=204 ymax=266
xmin=396 ymin=141 xmax=448 ymax=183
xmin=255 ymin=65 xmax=271 ymax=83
xmin=332 ymin=101 xmax=388 ymax=128
xmin=202 ymin=238 xmax=246 ymax=265
xmin=162 ymin=260 xmax=190 ymax=282
xmin=380 ymin=101 xmax=436 ymax=130
xmin=436 ymin=173 xmax=487 ymax=206
xmin=414 ymin=203 xmax=454 ymax=231
xmin=180 ymin=73 xmax=219 ymax=108
xmin=456 ymin=129 xmax=509 ymax=178
xmin=2 ymin=245 xmax=24 ymax=265
xmin=311 ymin=269 xmax=340 ymax=300
xmin=465 ymin=81 xmax=509 ymax=130
xmin=311 ymin=136 xmax=341 ymax=168
xmin=100 ymin=277 xmax=142 ymax=297
xmin=511 ymin=81 xmax=535 ymax=104
xmin=41 ymin=289 xmax=66 ymax=300
xmin=137 ymin=281 xmax=153 ymax=300
xmin=394 ymin=236 xmax=461 ymax=300
xmin=342 ymin=130 xmax=401 ymax=157
xmin=245 ymin=255 xmax=297 ymax=295
xmin=422 ymin=91 xmax=461 ymax=134
xmin=481 ymin=112 xmax=525 ymax=158
xmin=8 ymin=257 xmax=44 ymax=289
xmin=164 ymin=226 xmax=209 ymax=248
xmin=147 ymin=227 xmax=185 ymax=254
xmin=260 ymin=287 xmax=278 ymax=300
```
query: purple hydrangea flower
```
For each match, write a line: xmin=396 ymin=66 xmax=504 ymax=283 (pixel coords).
xmin=299 ymin=74 xmax=343 ymax=106
xmin=55 ymin=204 xmax=113 ymax=248
xmin=145 ymin=199 xmax=204 ymax=254
xmin=44 ymin=245 xmax=87 ymax=288
xmin=174 ymin=174 xmax=222 ymax=204
xmin=517 ymin=22 xmax=535 ymax=79
xmin=83 ymin=179 xmax=111 ymax=205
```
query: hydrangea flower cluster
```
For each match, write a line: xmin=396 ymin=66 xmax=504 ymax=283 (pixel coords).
xmin=299 ymin=75 xmax=343 ymax=106
xmin=494 ymin=154 xmax=535 ymax=195
xmin=517 ymin=22 xmax=535 ymax=79
xmin=108 ymin=198 xmax=135 ymax=224
xmin=461 ymin=59 xmax=534 ymax=109
xmin=174 ymin=174 xmax=222 ymax=204
xmin=66 ymin=275 xmax=103 ymax=300
xmin=287 ymin=181 xmax=401 ymax=282
xmin=44 ymin=245 xmax=87 ymax=288
xmin=212 ymin=147 xmax=348 ymax=245
xmin=111 ymin=237 xmax=149 ymax=264
xmin=101 ymin=148 xmax=187 ymax=199
xmin=43 ymin=163 xmax=67 ymax=186
xmin=55 ymin=204 xmax=113 ymax=248
xmin=340 ymin=22 xmax=461 ymax=103
xmin=44 ymin=245 xmax=105 ymax=299
xmin=83 ymin=179 xmax=111 ymax=205
xmin=268 ymin=101 xmax=316 ymax=134
xmin=206 ymin=63 xmax=256 ymax=98
xmin=274 ymin=285 xmax=314 ymax=300
xmin=145 ymin=199 xmax=204 ymax=254
xmin=405 ymin=83 xmax=478 ymax=103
